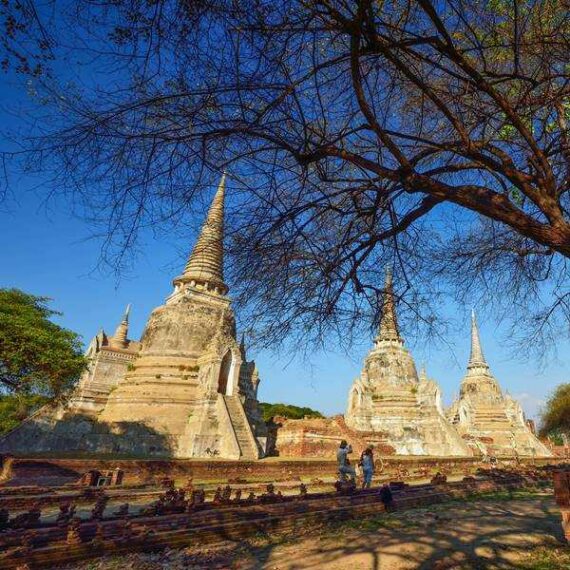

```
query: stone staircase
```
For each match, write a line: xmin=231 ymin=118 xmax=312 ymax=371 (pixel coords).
xmin=223 ymin=395 xmax=259 ymax=460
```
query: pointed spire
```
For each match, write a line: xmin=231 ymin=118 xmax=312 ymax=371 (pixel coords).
xmin=97 ymin=328 xmax=108 ymax=347
xmin=95 ymin=328 xmax=105 ymax=350
xmin=174 ymin=173 xmax=228 ymax=294
xmin=419 ymin=364 xmax=428 ymax=382
xmin=468 ymin=309 xmax=488 ymax=369
xmin=112 ymin=304 xmax=131 ymax=348
xmin=376 ymin=267 xmax=401 ymax=343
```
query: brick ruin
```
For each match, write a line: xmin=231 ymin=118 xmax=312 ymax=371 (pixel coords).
xmin=0 ymin=465 xmax=558 ymax=569
xmin=1 ymin=454 xmax=498 ymax=488
xmin=267 ymin=415 xmax=396 ymax=458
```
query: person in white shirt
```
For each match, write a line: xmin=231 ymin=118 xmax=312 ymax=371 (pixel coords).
xmin=337 ymin=440 xmax=356 ymax=483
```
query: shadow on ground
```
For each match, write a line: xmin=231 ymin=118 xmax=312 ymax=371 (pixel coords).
xmin=229 ymin=497 xmax=566 ymax=570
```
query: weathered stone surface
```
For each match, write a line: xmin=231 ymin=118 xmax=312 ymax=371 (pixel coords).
xmin=69 ymin=305 xmax=141 ymax=417
xmin=345 ymin=271 xmax=472 ymax=456
xmin=0 ymin=175 xmax=267 ymax=460
xmin=446 ymin=311 xmax=552 ymax=458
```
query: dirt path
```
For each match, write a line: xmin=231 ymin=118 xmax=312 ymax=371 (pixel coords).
xmin=61 ymin=496 xmax=568 ymax=570
xmin=231 ymin=497 xmax=565 ymax=570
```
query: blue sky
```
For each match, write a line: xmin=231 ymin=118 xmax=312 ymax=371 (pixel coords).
xmin=0 ymin=63 xmax=568 ymax=424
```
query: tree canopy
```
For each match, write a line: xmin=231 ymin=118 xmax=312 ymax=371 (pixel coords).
xmin=0 ymin=289 xmax=86 ymax=398
xmin=260 ymin=402 xmax=324 ymax=422
xmin=540 ymin=383 xmax=570 ymax=439
xmin=1 ymin=0 xmax=569 ymax=351
xmin=0 ymin=393 xmax=49 ymax=435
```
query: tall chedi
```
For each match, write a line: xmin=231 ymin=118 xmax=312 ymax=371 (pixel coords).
xmin=0 ymin=174 xmax=267 ymax=459
xmin=99 ymin=174 xmax=267 ymax=458
xmin=446 ymin=311 xmax=551 ymax=458
xmin=345 ymin=270 xmax=471 ymax=456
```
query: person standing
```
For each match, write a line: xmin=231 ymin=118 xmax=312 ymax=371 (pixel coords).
xmin=360 ymin=445 xmax=375 ymax=489
xmin=337 ymin=440 xmax=356 ymax=483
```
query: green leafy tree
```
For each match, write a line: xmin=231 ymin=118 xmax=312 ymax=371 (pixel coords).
xmin=0 ymin=393 xmax=49 ymax=434
xmin=540 ymin=383 xmax=570 ymax=442
xmin=0 ymin=289 xmax=86 ymax=399
xmin=260 ymin=402 xmax=324 ymax=423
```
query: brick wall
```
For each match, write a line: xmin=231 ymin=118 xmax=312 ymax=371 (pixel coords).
xmin=1 ymin=454 xmax=561 ymax=488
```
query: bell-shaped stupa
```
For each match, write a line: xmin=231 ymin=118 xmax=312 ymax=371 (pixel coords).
xmin=345 ymin=270 xmax=471 ymax=456
xmin=446 ymin=311 xmax=551 ymax=458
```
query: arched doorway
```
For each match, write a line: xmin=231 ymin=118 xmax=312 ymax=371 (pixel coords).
xmin=217 ymin=350 xmax=233 ymax=395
